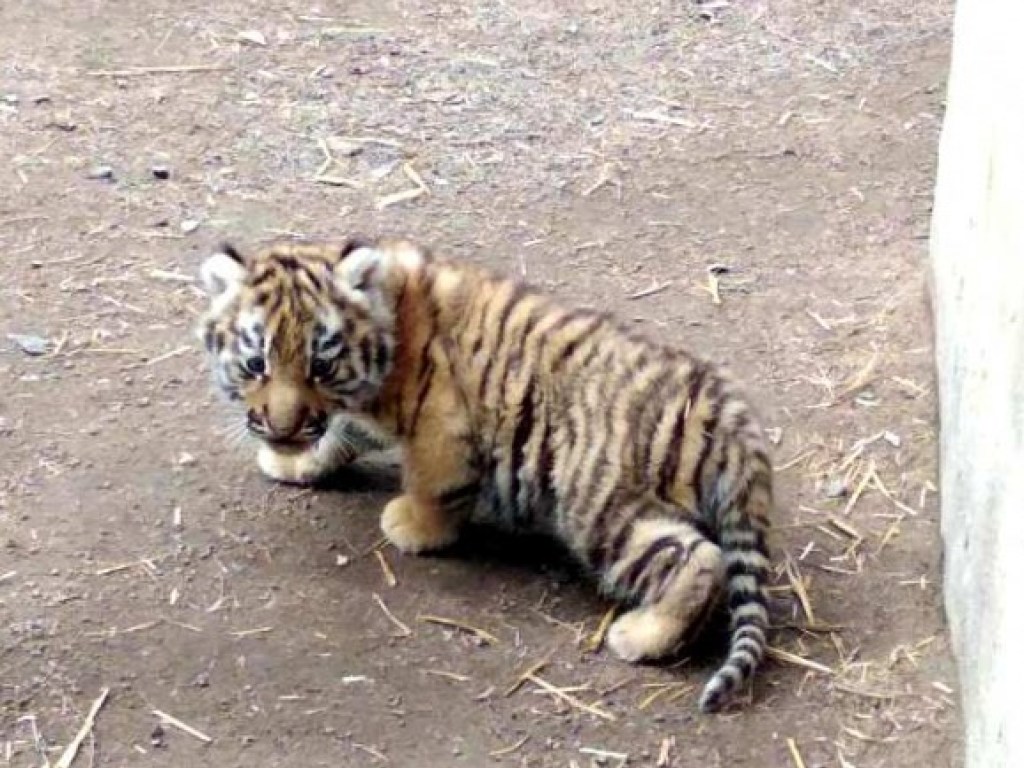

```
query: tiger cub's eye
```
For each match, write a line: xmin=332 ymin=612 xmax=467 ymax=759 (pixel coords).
xmin=310 ymin=357 xmax=332 ymax=379
xmin=245 ymin=356 xmax=266 ymax=376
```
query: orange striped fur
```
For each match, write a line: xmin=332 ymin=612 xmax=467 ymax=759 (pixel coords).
xmin=197 ymin=236 xmax=774 ymax=712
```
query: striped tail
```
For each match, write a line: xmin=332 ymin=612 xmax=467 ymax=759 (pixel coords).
xmin=698 ymin=467 xmax=772 ymax=713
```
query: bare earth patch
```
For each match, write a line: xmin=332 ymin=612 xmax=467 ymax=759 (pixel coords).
xmin=1 ymin=1 xmax=960 ymax=766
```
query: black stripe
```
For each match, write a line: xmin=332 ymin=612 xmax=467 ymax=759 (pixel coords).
xmin=691 ymin=379 xmax=725 ymax=510
xmin=536 ymin=417 xmax=554 ymax=499
xmin=477 ymin=285 xmax=529 ymax=397
xmin=580 ymin=376 xmax=622 ymax=556
xmin=437 ymin=482 xmax=481 ymax=513
xmin=726 ymin=560 xmax=769 ymax=581
xmin=259 ymin=288 xmax=283 ymax=319
xmin=620 ymin=536 xmax=683 ymax=593
xmin=300 ymin=264 xmax=324 ymax=293
xmin=728 ymin=587 xmax=768 ymax=612
xmin=633 ymin=367 xmax=676 ymax=475
xmin=358 ymin=335 xmax=374 ymax=372
xmin=550 ymin=316 xmax=604 ymax=371
xmin=583 ymin=490 xmax=622 ymax=567
xmin=656 ymin=366 xmax=706 ymax=500
xmin=250 ymin=267 xmax=276 ymax=289
xmin=275 ymin=254 xmax=299 ymax=271
xmin=507 ymin=380 xmax=537 ymax=514
xmin=407 ymin=360 xmax=435 ymax=436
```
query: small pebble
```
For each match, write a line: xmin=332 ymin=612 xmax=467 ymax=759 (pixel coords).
xmin=824 ymin=477 xmax=848 ymax=499
xmin=151 ymin=165 xmax=171 ymax=180
xmin=180 ymin=219 xmax=200 ymax=234
xmin=87 ymin=165 xmax=115 ymax=181
xmin=7 ymin=333 xmax=48 ymax=356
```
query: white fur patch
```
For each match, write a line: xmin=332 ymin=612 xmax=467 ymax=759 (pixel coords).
xmin=200 ymin=251 xmax=246 ymax=297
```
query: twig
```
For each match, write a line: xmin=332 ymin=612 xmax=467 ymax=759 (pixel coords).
xmin=525 ymin=673 xmax=615 ymax=721
xmin=582 ymin=607 xmax=616 ymax=653
xmin=784 ymin=557 xmax=816 ymax=625
xmin=657 ymin=737 xmax=675 ymax=767
xmin=86 ymin=65 xmax=231 ymax=76
xmin=489 ymin=735 xmax=530 ymax=757
xmin=786 ymin=738 xmax=808 ymax=768
xmin=230 ymin=626 xmax=273 ymax=639
xmin=374 ymin=550 xmax=397 ymax=588
xmin=373 ymin=593 xmax=412 ymax=637
xmin=580 ymin=746 xmax=629 ymax=761
xmin=55 ymin=688 xmax=110 ymax=768
xmin=145 ymin=346 xmax=191 ymax=366
xmin=505 ymin=658 xmax=550 ymax=696
xmin=0 ymin=215 xmax=48 ymax=227
xmin=423 ymin=670 xmax=470 ymax=683
xmin=152 ymin=709 xmax=212 ymax=743
xmin=352 ymin=743 xmax=388 ymax=762
xmin=703 ymin=269 xmax=723 ymax=305
xmin=626 ymin=281 xmax=671 ymax=301
xmin=316 ymin=174 xmax=362 ymax=188
xmin=841 ymin=459 xmax=874 ymax=516
xmin=767 ymin=646 xmax=834 ymax=675
xmin=417 ymin=614 xmax=499 ymax=645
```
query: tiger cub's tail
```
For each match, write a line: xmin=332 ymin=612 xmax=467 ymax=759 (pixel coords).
xmin=698 ymin=459 xmax=772 ymax=713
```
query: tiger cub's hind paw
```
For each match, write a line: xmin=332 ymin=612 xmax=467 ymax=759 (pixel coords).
xmin=606 ymin=608 xmax=684 ymax=662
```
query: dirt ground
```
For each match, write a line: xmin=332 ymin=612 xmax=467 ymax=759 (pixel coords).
xmin=0 ymin=1 xmax=961 ymax=766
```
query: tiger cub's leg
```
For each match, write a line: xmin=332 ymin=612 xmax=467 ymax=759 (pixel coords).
xmin=601 ymin=516 xmax=725 ymax=662
xmin=257 ymin=416 xmax=390 ymax=485
xmin=381 ymin=430 xmax=478 ymax=554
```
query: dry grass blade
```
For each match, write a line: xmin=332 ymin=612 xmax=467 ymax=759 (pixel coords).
xmin=784 ymin=556 xmax=816 ymax=625
xmin=767 ymin=646 xmax=834 ymax=675
xmin=152 ymin=709 xmax=213 ymax=743
xmin=423 ymin=669 xmax=470 ymax=683
xmin=505 ymin=657 xmax=550 ymax=696
xmin=786 ymin=738 xmax=808 ymax=768
xmin=582 ymin=607 xmax=616 ymax=653
xmin=842 ymin=459 xmax=875 ymax=516
xmin=86 ymin=65 xmax=231 ymax=76
xmin=526 ymin=673 xmax=616 ymax=721
xmin=489 ymin=735 xmax=530 ymax=757
xmin=417 ymin=614 xmax=499 ymax=645
xmin=230 ymin=626 xmax=273 ymax=638
xmin=373 ymin=593 xmax=412 ymax=637
xmin=837 ymin=351 xmax=879 ymax=399
xmin=316 ymin=174 xmax=362 ymax=188
xmin=580 ymin=746 xmax=629 ymax=761
xmin=353 ymin=743 xmax=388 ymax=762
xmin=374 ymin=550 xmax=398 ymax=588
xmin=703 ymin=269 xmax=723 ymax=305
xmin=55 ymin=688 xmax=110 ymax=768
xmin=656 ymin=737 xmax=675 ymax=767
xmin=375 ymin=186 xmax=426 ymax=210
xmin=626 ymin=281 xmax=671 ymax=300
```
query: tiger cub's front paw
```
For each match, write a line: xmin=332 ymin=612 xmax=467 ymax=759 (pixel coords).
xmin=381 ymin=495 xmax=458 ymax=554
xmin=257 ymin=444 xmax=325 ymax=486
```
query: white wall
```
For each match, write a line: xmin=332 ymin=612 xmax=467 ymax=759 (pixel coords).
xmin=930 ymin=1 xmax=1024 ymax=766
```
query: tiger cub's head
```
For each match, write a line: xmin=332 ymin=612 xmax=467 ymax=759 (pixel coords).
xmin=196 ymin=237 xmax=420 ymax=449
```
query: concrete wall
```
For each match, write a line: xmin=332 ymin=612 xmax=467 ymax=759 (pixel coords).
xmin=930 ymin=1 xmax=1024 ymax=766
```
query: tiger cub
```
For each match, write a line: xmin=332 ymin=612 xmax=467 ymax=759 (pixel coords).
xmin=196 ymin=236 xmax=774 ymax=712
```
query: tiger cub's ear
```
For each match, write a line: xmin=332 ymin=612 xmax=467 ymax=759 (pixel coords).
xmin=334 ymin=243 xmax=393 ymax=319
xmin=200 ymin=244 xmax=247 ymax=298
xmin=336 ymin=242 xmax=384 ymax=291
